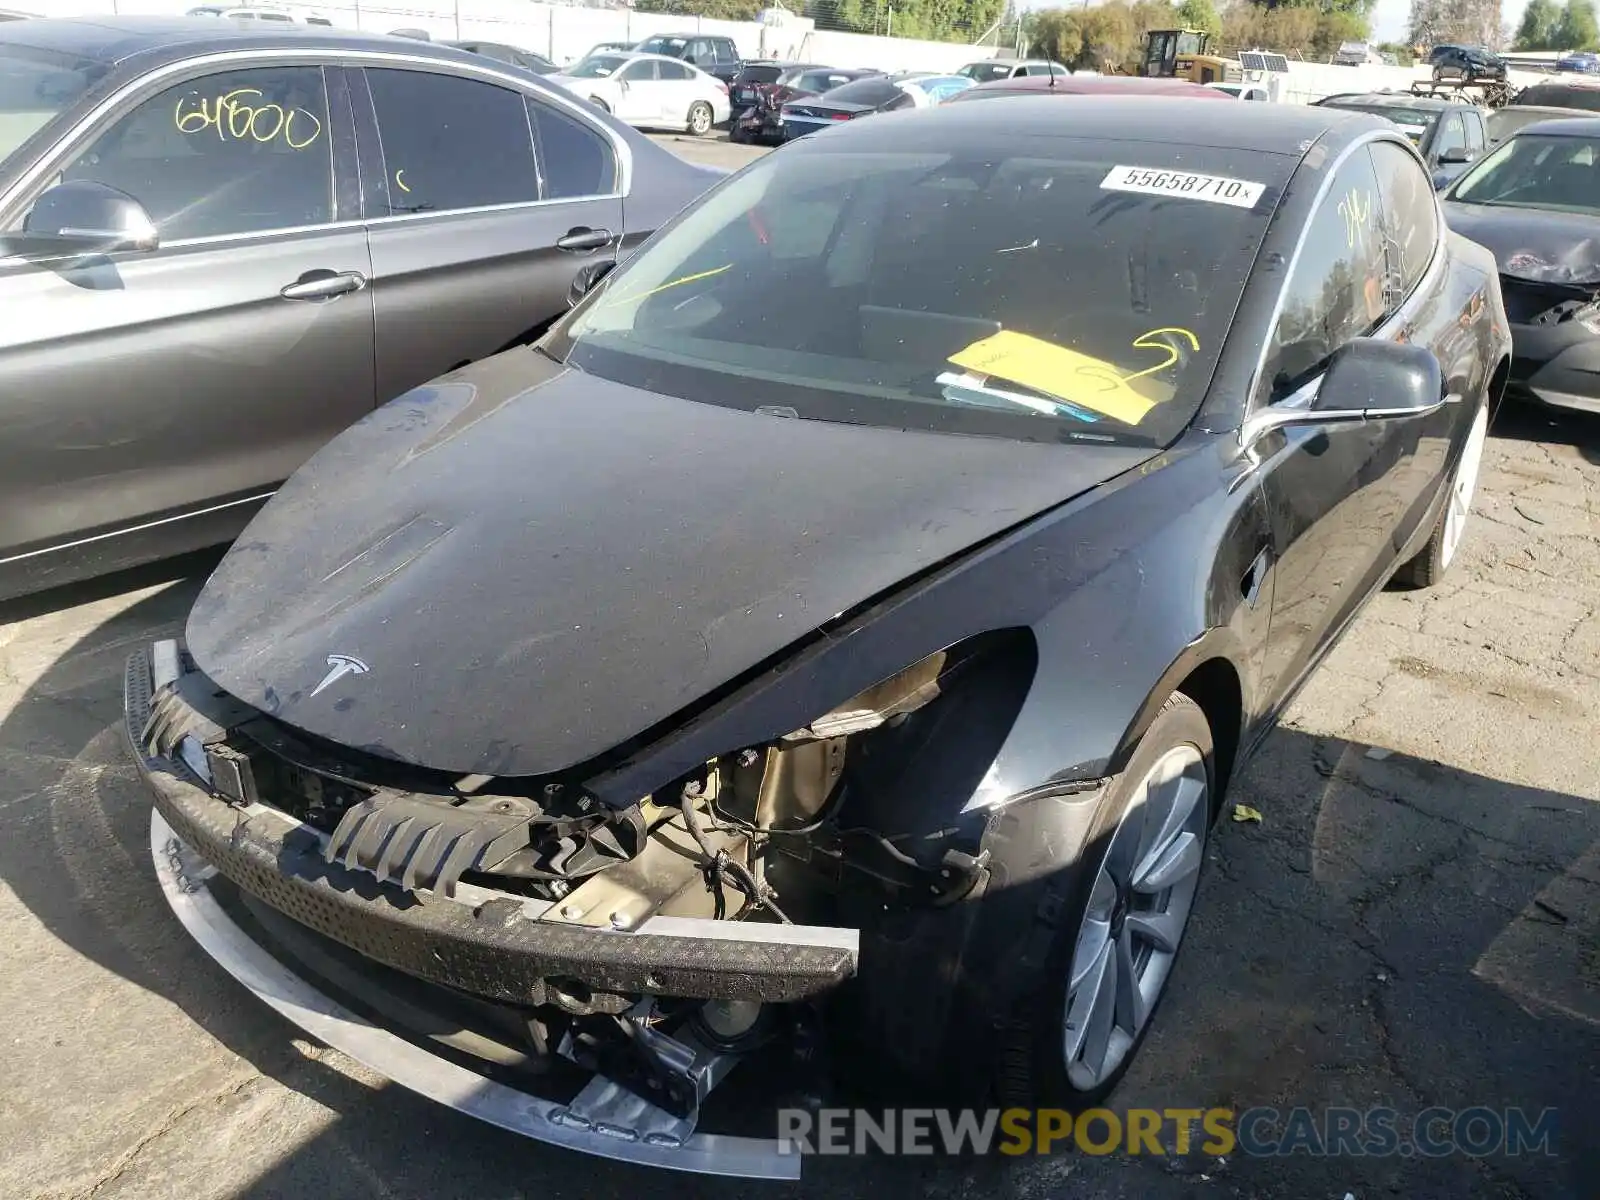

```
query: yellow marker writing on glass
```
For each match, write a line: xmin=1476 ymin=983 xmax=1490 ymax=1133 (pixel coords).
xmin=174 ymin=88 xmax=323 ymax=149
xmin=948 ymin=327 xmax=1196 ymax=426
xmin=604 ymin=263 xmax=731 ymax=306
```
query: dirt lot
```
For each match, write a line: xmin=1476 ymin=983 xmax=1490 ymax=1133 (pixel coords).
xmin=0 ymin=135 xmax=1596 ymax=1200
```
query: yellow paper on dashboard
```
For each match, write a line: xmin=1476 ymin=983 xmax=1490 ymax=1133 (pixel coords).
xmin=948 ymin=330 xmax=1162 ymax=426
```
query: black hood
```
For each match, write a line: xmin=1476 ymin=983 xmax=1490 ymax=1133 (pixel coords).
xmin=186 ymin=351 xmax=1152 ymax=778
xmin=1443 ymin=200 xmax=1600 ymax=285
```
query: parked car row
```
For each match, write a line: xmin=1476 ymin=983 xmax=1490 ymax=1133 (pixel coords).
xmin=4 ymin=14 xmax=1593 ymax=1182
xmin=546 ymin=50 xmax=731 ymax=135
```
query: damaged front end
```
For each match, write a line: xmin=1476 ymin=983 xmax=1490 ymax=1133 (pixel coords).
xmin=127 ymin=629 xmax=1037 ymax=1172
xmin=1499 ymin=271 xmax=1600 ymax=413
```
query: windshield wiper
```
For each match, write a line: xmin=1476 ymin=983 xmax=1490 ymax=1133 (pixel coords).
xmin=935 ymin=370 xmax=1104 ymax=424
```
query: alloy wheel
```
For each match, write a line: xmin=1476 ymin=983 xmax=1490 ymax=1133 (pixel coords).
xmin=1062 ymin=743 xmax=1209 ymax=1091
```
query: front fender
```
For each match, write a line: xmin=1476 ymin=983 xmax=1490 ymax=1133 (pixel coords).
xmin=587 ymin=433 xmax=1271 ymax=816
xmin=976 ymin=457 xmax=1271 ymax=810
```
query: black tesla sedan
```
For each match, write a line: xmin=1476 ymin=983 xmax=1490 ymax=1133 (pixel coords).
xmin=1441 ymin=117 xmax=1600 ymax=415
xmin=127 ymin=97 xmax=1509 ymax=1176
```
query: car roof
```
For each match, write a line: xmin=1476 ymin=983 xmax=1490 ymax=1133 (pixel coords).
xmin=1497 ymin=103 xmax=1599 ymax=116
xmin=825 ymin=92 xmax=1377 ymax=153
xmin=1319 ymin=91 xmax=1459 ymax=110
xmin=1516 ymin=115 xmax=1600 ymax=136
xmin=965 ymin=74 xmax=1221 ymax=96
xmin=0 ymin=14 xmax=476 ymax=65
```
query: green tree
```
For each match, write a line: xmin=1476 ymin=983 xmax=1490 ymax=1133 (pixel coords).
xmin=1028 ymin=8 xmax=1086 ymax=61
xmin=1079 ymin=2 xmax=1139 ymax=68
xmin=636 ymin=0 xmax=763 ymax=15
xmin=1175 ymin=0 xmax=1222 ymax=36
xmin=1515 ymin=0 xmax=1562 ymax=48
xmin=1555 ymin=0 xmax=1600 ymax=47
xmin=1311 ymin=7 xmax=1368 ymax=54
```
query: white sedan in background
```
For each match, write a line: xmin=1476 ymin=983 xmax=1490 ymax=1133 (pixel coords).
xmin=548 ymin=51 xmax=730 ymax=135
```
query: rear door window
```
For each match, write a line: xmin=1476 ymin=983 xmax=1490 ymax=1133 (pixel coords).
xmin=1367 ymin=139 xmax=1438 ymax=301
xmin=526 ymin=96 xmax=615 ymax=198
xmin=1260 ymin=149 xmax=1390 ymax=399
xmin=365 ymin=68 xmax=538 ymax=214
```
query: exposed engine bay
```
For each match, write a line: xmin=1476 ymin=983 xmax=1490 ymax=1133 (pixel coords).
xmin=1498 ymin=273 xmax=1600 ymax=328
xmin=137 ymin=632 xmax=1036 ymax=1129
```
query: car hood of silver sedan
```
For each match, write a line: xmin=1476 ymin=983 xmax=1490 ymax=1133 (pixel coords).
xmin=184 ymin=348 xmax=1154 ymax=778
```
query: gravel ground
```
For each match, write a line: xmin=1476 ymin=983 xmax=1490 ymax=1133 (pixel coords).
xmin=0 ymin=136 xmax=1595 ymax=1199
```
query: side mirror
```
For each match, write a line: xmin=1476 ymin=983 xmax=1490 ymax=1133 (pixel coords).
xmin=17 ymin=181 xmax=158 ymax=258
xmin=1240 ymin=339 xmax=1446 ymax=449
xmin=1437 ymin=146 xmax=1474 ymax=165
xmin=567 ymin=258 xmax=617 ymax=307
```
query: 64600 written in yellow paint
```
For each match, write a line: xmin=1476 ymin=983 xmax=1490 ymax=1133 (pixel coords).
xmin=174 ymin=88 xmax=324 ymax=150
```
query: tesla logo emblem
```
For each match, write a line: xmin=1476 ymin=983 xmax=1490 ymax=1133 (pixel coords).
xmin=310 ymin=654 xmax=369 ymax=698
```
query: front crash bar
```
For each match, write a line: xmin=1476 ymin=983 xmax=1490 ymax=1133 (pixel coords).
xmin=149 ymin=807 xmax=803 ymax=1179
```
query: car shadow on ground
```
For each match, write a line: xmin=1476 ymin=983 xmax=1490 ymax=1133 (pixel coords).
xmin=0 ymin=572 xmax=1596 ymax=1198
xmin=1490 ymin=399 xmax=1600 ymax=467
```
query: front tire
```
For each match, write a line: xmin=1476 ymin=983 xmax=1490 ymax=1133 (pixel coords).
xmin=1393 ymin=398 xmax=1489 ymax=589
xmin=993 ymin=693 xmax=1214 ymax=1106
xmin=687 ymin=101 xmax=714 ymax=136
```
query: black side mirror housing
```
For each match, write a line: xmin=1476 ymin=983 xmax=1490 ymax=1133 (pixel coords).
xmin=567 ymin=258 xmax=618 ymax=308
xmin=1242 ymin=338 xmax=1446 ymax=448
xmin=19 ymin=181 xmax=159 ymax=257
xmin=1313 ymin=338 xmax=1443 ymax=414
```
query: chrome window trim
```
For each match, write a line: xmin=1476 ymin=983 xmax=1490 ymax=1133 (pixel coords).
xmin=1245 ymin=129 xmax=1446 ymax=415
xmin=0 ymin=46 xmax=631 ymax=233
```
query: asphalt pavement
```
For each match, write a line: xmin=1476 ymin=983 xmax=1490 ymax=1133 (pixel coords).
xmin=0 ymin=134 xmax=1595 ymax=1200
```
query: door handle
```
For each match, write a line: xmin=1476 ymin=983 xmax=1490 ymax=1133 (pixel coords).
xmin=556 ymin=227 xmax=613 ymax=253
xmin=280 ymin=270 xmax=367 ymax=301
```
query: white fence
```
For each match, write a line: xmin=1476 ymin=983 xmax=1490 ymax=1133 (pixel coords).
xmin=10 ymin=0 xmax=1567 ymax=95
xmin=16 ymin=0 xmax=989 ymax=69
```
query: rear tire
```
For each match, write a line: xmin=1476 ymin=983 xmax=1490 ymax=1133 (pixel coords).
xmin=1394 ymin=398 xmax=1489 ymax=589
xmin=687 ymin=101 xmax=714 ymax=136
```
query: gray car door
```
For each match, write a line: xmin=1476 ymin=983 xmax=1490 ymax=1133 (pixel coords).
xmin=353 ymin=65 xmax=624 ymax=403
xmin=0 ymin=61 xmax=374 ymax=569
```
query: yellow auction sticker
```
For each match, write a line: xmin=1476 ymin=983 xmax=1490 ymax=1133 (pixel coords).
xmin=947 ymin=330 xmax=1173 ymax=426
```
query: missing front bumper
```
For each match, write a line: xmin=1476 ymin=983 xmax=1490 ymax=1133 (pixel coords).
xmin=124 ymin=643 xmax=858 ymax=1007
xmin=125 ymin=639 xmax=865 ymax=1176
xmin=147 ymin=807 xmax=803 ymax=1178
